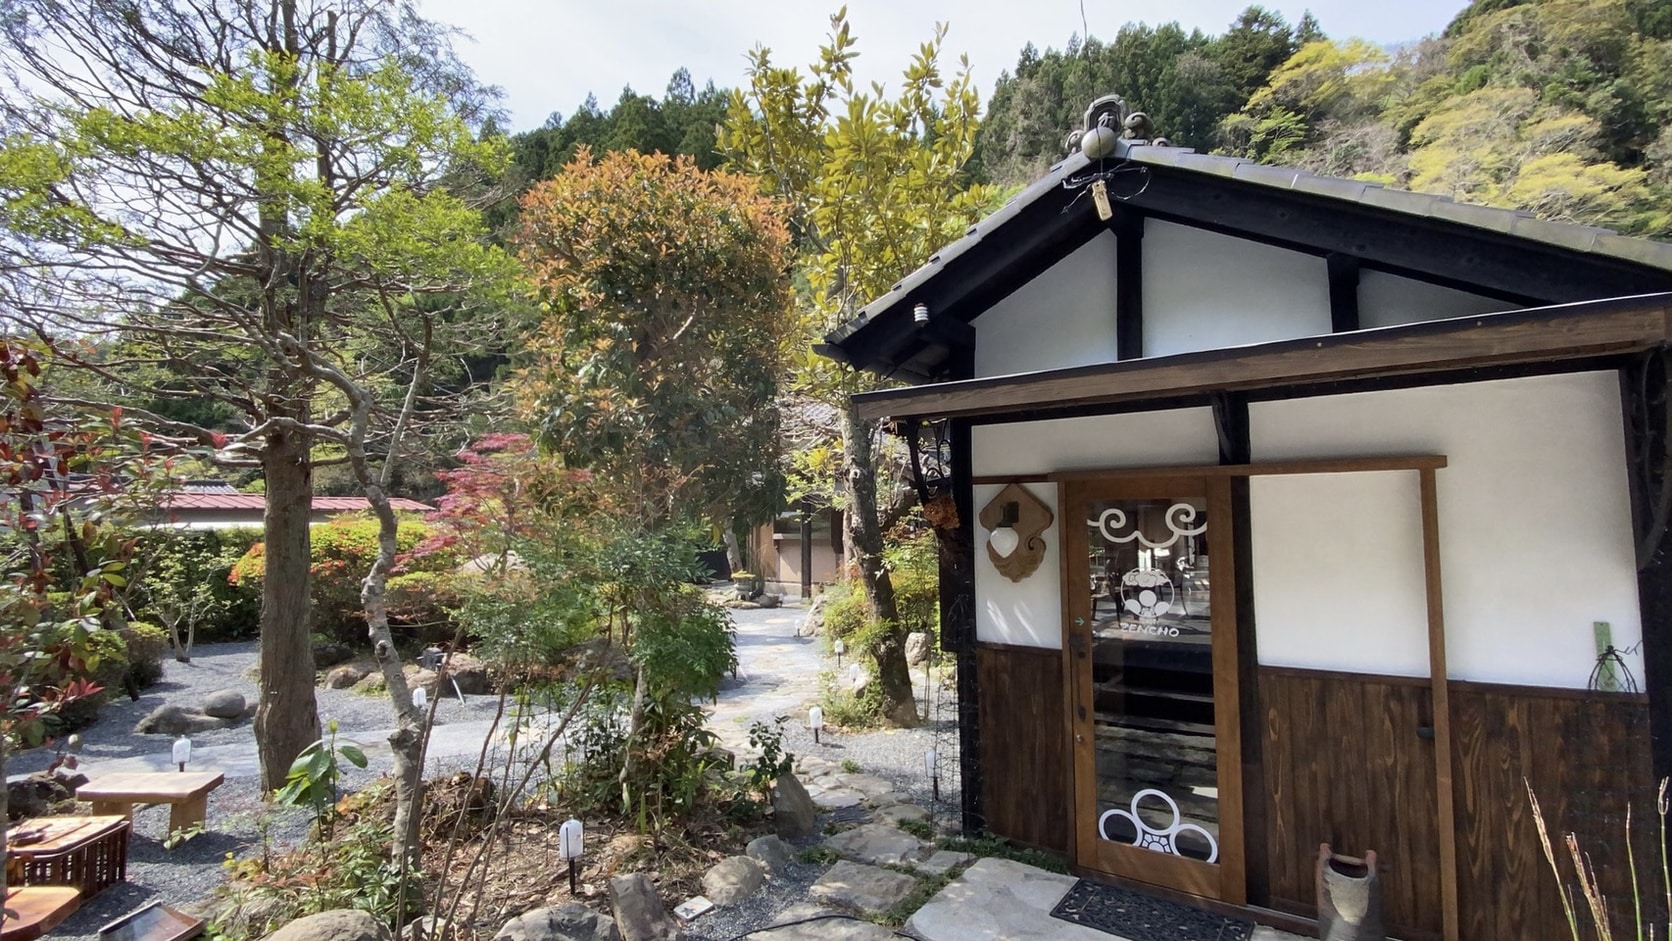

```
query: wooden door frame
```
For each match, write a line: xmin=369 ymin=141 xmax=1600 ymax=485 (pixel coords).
xmin=1060 ymin=473 xmax=1246 ymax=904
xmin=1050 ymin=454 xmax=1456 ymax=937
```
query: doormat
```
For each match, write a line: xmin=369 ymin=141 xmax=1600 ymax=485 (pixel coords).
xmin=1049 ymin=879 xmax=1255 ymax=941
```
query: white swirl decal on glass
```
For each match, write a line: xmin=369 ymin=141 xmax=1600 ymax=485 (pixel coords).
xmin=1090 ymin=503 xmax=1206 ymax=549
xmin=1097 ymin=788 xmax=1219 ymax=863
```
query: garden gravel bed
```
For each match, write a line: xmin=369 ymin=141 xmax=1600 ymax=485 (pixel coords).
xmin=10 ymin=609 xmax=967 ymax=941
xmin=8 ymin=642 xmax=500 ymax=941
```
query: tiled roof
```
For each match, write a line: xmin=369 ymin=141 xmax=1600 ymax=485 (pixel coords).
xmin=160 ymin=493 xmax=432 ymax=513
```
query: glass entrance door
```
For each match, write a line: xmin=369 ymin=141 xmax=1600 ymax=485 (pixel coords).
xmin=1064 ymin=476 xmax=1243 ymax=903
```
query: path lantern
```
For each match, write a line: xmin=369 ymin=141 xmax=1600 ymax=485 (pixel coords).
xmin=412 ymin=686 xmax=427 ymax=711
xmin=172 ymin=735 xmax=192 ymax=772
xmin=560 ymin=818 xmax=584 ymax=894
xmin=809 ymin=705 xmax=825 ymax=745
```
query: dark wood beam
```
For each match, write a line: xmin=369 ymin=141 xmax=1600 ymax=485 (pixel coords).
xmin=1622 ymin=355 xmax=1672 ymax=782
xmin=851 ymin=295 xmax=1672 ymax=422
xmin=1128 ymin=168 xmax=1671 ymax=306
xmin=1114 ymin=207 xmax=1144 ymax=359
xmin=1327 ymin=253 xmax=1360 ymax=333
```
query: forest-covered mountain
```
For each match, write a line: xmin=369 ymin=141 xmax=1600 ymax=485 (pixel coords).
xmin=498 ymin=0 xmax=1672 ymax=241
xmin=974 ymin=0 xmax=1672 ymax=237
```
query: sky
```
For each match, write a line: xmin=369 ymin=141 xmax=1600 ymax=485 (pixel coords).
xmin=418 ymin=0 xmax=1474 ymax=133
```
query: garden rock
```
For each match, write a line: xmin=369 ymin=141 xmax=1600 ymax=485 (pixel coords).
xmin=607 ymin=873 xmax=679 ymax=941
xmin=262 ymin=910 xmax=393 ymax=941
xmin=808 ymin=860 xmax=918 ymax=915
xmin=312 ymin=642 xmax=356 ymax=669
xmin=798 ymin=595 xmax=826 ymax=637
xmin=6 ymin=773 xmax=71 ymax=820
xmin=846 ymin=664 xmax=869 ymax=697
xmin=493 ymin=903 xmax=619 ymax=941
xmin=745 ymin=835 xmax=794 ymax=875
xmin=823 ymin=823 xmax=929 ymax=867
xmin=905 ymin=632 xmax=930 ymax=666
xmin=445 ymin=652 xmax=492 ymax=695
xmin=701 ymin=855 xmax=765 ymax=905
xmin=201 ymin=688 xmax=246 ymax=719
xmin=772 ymin=772 xmax=819 ymax=839
xmin=756 ymin=594 xmax=781 ymax=609
xmin=134 ymin=704 xmax=233 ymax=734
xmin=326 ymin=663 xmax=372 ymax=689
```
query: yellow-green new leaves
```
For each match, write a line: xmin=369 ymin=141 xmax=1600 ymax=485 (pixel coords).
xmin=718 ymin=9 xmax=999 ymax=395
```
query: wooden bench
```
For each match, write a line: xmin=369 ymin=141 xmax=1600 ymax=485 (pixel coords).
xmin=76 ymin=772 xmax=225 ymax=835
xmin=0 ymin=886 xmax=81 ymax=941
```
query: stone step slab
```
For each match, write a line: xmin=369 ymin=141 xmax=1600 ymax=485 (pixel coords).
xmin=823 ymin=823 xmax=930 ymax=867
xmin=809 ymin=860 xmax=920 ymax=915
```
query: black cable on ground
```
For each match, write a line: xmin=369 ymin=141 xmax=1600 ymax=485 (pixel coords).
xmin=714 ymin=911 xmax=916 ymax=940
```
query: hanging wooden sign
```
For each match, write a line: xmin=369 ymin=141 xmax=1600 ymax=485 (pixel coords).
xmin=979 ymin=483 xmax=1054 ymax=582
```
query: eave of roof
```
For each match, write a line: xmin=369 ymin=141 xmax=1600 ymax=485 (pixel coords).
xmin=849 ymin=292 xmax=1672 ymax=423
xmin=826 ymin=147 xmax=1672 ymax=382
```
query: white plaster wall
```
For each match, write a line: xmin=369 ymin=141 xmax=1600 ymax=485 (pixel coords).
xmin=971 ymin=408 xmax=1220 ymax=648
xmin=1357 ymin=269 xmax=1514 ymax=329
xmin=971 ymin=407 xmax=1220 ymax=478
xmin=1251 ymin=472 xmax=1431 ymax=676
xmin=1143 ymin=220 xmax=1331 ymax=357
xmin=973 ymin=230 xmax=1120 ymax=378
xmin=1250 ymin=371 xmax=1642 ymax=688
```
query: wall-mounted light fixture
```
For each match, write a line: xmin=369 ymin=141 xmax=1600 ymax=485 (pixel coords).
xmin=913 ymin=302 xmax=930 ymax=325
xmin=979 ymin=483 xmax=1054 ymax=582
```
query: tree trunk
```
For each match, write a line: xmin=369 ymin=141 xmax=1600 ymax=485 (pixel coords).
xmin=254 ymin=431 xmax=321 ymax=792
xmin=360 ymin=479 xmax=425 ymax=868
xmin=841 ymin=407 xmax=917 ymax=726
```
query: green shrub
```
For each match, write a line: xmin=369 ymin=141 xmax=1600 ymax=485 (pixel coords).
xmin=230 ymin=515 xmax=460 ymax=644
xmin=119 ymin=621 xmax=168 ymax=688
xmin=884 ymin=530 xmax=940 ymax=643
xmin=132 ymin=527 xmax=262 ymax=641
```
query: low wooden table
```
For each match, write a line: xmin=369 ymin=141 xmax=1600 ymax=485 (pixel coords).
xmin=7 ymin=815 xmax=129 ymax=896
xmin=76 ymin=772 xmax=225 ymax=834
xmin=0 ymin=886 xmax=81 ymax=941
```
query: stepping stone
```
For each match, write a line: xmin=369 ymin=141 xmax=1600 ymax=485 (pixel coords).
xmin=813 ymin=788 xmax=864 ymax=809
xmin=915 ymin=850 xmax=975 ymax=877
xmin=753 ymin=904 xmax=896 ymax=941
xmin=906 ymin=858 xmax=1096 ymax=941
xmin=809 ymin=860 xmax=920 ymax=915
xmin=870 ymin=803 xmax=928 ymax=826
xmin=836 ymin=774 xmax=895 ymax=799
xmin=823 ymin=823 xmax=930 ymax=866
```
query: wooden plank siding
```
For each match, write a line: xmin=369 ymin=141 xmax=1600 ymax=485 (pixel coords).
xmin=1256 ymin=667 xmax=1445 ymax=939
xmin=976 ymin=643 xmax=1070 ymax=853
xmin=1451 ymin=682 xmax=1657 ymax=941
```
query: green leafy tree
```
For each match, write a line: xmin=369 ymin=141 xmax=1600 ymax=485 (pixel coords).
xmin=0 ymin=0 xmax=517 ymax=868
xmin=719 ymin=11 xmax=998 ymax=725
xmin=512 ymin=146 xmax=789 ymax=786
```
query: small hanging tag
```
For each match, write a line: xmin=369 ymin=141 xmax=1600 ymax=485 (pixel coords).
xmin=1091 ymin=178 xmax=1113 ymax=221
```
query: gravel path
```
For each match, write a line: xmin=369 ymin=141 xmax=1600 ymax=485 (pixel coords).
xmin=13 ymin=607 xmax=963 ymax=941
